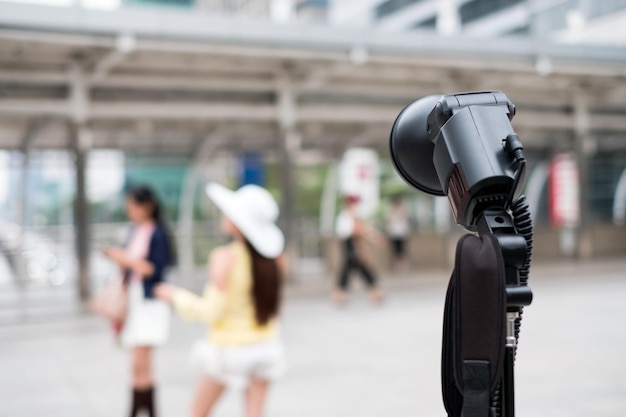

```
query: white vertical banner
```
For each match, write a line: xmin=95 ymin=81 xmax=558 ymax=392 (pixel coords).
xmin=87 ymin=150 xmax=125 ymax=203
xmin=338 ymin=148 xmax=380 ymax=218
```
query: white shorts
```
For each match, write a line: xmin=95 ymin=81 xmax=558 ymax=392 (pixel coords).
xmin=121 ymin=281 xmax=171 ymax=348
xmin=190 ymin=339 xmax=287 ymax=389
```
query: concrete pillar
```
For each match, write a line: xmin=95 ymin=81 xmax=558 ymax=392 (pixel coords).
xmin=15 ymin=118 xmax=48 ymax=285
xmin=178 ymin=129 xmax=226 ymax=282
xmin=276 ymin=73 xmax=299 ymax=276
xmin=573 ymin=88 xmax=594 ymax=259
xmin=69 ymin=62 xmax=91 ymax=300
xmin=73 ymin=125 xmax=91 ymax=300
xmin=18 ymin=150 xmax=29 ymax=230
xmin=178 ymin=139 xmax=206 ymax=283
xmin=14 ymin=145 xmax=30 ymax=286
xmin=279 ymin=128 xmax=300 ymax=256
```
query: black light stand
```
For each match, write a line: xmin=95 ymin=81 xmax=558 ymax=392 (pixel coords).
xmin=389 ymin=91 xmax=534 ymax=417
xmin=476 ymin=209 xmax=533 ymax=417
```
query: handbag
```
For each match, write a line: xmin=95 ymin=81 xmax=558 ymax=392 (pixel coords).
xmin=89 ymin=277 xmax=128 ymax=324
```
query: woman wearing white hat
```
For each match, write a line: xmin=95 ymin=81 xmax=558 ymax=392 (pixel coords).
xmin=155 ymin=183 xmax=287 ymax=417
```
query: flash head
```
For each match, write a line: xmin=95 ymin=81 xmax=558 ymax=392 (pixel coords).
xmin=390 ymin=91 xmax=523 ymax=230
xmin=389 ymin=95 xmax=445 ymax=196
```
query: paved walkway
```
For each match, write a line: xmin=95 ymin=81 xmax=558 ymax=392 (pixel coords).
xmin=0 ymin=259 xmax=625 ymax=417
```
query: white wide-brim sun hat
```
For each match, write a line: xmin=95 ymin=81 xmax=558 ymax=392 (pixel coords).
xmin=206 ymin=182 xmax=285 ymax=259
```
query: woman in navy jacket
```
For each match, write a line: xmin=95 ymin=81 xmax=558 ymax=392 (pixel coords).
xmin=104 ymin=185 xmax=174 ymax=417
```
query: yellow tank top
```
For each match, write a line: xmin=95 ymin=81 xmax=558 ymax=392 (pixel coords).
xmin=209 ymin=241 xmax=279 ymax=346
xmin=172 ymin=241 xmax=279 ymax=347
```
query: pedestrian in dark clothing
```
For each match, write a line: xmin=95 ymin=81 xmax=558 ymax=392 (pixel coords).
xmin=332 ymin=195 xmax=385 ymax=305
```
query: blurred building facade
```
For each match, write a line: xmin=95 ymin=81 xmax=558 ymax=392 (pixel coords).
xmin=151 ymin=0 xmax=626 ymax=44
xmin=331 ymin=0 xmax=626 ymax=43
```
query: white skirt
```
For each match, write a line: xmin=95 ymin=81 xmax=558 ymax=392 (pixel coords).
xmin=121 ymin=280 xmax=171 ymax=348
xmin=190 ymin=339 xmax=287 ymax=390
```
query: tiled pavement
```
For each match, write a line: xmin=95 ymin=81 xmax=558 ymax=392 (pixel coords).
xmin=0 ymin=259 xmax=625 ymax=417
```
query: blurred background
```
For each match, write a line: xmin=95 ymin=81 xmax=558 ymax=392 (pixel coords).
xmin=0 ymin=0 xmax=625 ymax=416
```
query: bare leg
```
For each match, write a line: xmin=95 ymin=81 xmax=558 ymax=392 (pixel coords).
xmin=189 ymin=376 xmax=225 ymax=417
xmin=130 ymin=347 xmax=156 ymax=417
xmin=132 ymin=346 xmax=153 ymax=389
xmin=245 ymin=377 xmax=270 ymax=417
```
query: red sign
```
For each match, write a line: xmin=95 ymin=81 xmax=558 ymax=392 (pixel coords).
xmin=548 ymin=154 xmax=580 ymax=227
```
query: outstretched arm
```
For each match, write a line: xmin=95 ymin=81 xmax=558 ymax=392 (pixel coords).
xmin=155 ymin=246 xmax=233 ymax=323
xmin=170 ymin=285 xmax=225 ymax=323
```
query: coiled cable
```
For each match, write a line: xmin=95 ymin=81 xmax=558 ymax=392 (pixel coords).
xmin=511 ymin=195 xmax=534 ymax=346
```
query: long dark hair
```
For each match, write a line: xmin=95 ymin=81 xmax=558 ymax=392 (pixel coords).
xmin=127 ymin=185 xmax=164 ymax=221
xmin=244 ymin=239 xmax=282 ymax=326
xmin=126 ymin=185 xmax=177 ymax=264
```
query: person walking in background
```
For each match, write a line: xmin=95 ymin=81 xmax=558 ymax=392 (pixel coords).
xmin=386 ymin=195 xmax=411 ymax=271
xmin=332 ymin=195 xmax=385 ymax=305
xmin=155 ymin=183 xmax=287 ymax=417
xmin=103 ymin=185 xmax=174 ymax=417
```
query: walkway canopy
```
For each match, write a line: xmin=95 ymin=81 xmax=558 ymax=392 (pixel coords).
xmin=1 ymin=2 xmax=626 ymax=297
xmin=1 ymin=2 xmax=626 ymax=154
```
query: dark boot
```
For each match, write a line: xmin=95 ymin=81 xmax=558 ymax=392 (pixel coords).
xmin=129 ymin=386 xmax=156 ymax=417
xmin=145 ymin=386 xmax=156 ymax=417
